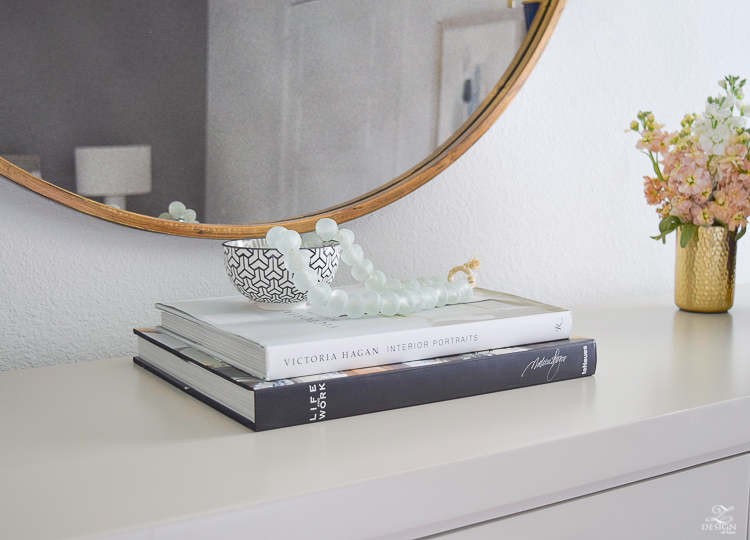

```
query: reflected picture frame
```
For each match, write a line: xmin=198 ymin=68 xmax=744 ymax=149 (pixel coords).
xmin=436 ymin=10 xmax=526 ymax=147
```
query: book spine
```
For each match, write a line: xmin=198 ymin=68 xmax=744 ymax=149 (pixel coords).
xmin=264 ymin=310 xmax=573 ymax=379
xmin=253 ymin=338 xmax=595 ymax=431
xmin=133 ymin=356 xmax=256 ymax=430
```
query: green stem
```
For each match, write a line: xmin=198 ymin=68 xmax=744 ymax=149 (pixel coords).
xmin=648 ymin=152 xmax=666 ymax=183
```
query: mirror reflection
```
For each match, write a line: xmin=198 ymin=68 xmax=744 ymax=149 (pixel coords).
xmin=0 ymin=0 xmax=532 ymax=224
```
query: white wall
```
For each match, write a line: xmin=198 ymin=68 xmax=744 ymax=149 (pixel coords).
xmin=2 ymin=0 xmax=749 ymax=370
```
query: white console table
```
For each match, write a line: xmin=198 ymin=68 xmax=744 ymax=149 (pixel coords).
xmin=1 ymin=286 xmax=749 ymax=539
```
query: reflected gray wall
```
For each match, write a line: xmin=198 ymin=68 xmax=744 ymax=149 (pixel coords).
xmin=206 ymin=0 xmax=285 ymax=224
xmin=205 ymin=0 xmax=515 ymax=224
xmin=0 ymin=0 xmax=207 ymax=219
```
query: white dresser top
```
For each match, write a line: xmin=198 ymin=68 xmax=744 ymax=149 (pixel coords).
xmin=1 ymin=286 xmax=749 ymax=539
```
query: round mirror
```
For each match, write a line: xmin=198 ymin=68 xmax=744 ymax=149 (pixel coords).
xmin=0 ymin=0 xmax=564 ymax=238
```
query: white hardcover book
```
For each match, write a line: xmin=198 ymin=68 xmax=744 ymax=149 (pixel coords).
xmin=156 ymin=287 xmax=572 ymax=380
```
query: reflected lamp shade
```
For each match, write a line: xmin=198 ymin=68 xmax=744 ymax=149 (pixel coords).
xmin=75 ymin=145 xmax=151 ymax=210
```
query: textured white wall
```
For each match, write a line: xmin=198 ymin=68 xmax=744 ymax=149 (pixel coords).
xmin=2 ymin=0 xmax=749 ymax=370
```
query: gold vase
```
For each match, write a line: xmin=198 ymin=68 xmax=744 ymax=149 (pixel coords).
xmin=675 ymin=226 xmax=737 ymax=313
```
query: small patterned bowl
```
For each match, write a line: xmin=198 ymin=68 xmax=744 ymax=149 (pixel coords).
xmin=222 ymin=238 xmax=340 ymax=310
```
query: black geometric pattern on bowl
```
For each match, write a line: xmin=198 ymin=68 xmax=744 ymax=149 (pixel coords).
xmin=222 ymin=238 xmax=340 ymax=304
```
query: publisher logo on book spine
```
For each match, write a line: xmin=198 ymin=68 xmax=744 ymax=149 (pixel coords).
xmin=702 ymin=505 xmax=736 ymax=534
xmin=581 ymin=345 xmax=588 ymax=375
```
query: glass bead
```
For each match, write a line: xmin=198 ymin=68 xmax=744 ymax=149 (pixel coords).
xmin=363 ymin=290 xmax=382 ymax=314
xmin=315 ymin=218 xmax=339 ymax=241
xmin=418 ymin=277 xmax=432 ymax=287
xmin=307 ymin=282 xmax=332 ymax=307
xmin=182 ymin=209 xmax=197 ymax=222
xmin=276 ymin=229 xmax=302 ymax=254
xmin=168 ymin=201 xmax=186 ymax=217
xmin=345 ymin=293 xmax=366 ymax=319
xmin=341 ymin=244 xmax=364 ymax=266
xmin=333 ymin=228 xmax=355 ymax=248
xmin=380 ymin=291 xmax=400 ymax=316
xmin=411 ymin=288 xmax=426 ymax=312
xmin=284 ymin=249 xmax=311 ymax=273
xmin=397 ymin=290 xmax=415 ymax=316
xmin=351 ymin=259 xmax=374 ymax=281
xmin=364 ymin=274 xmax=385 ymax=293
xmin=434 ymin=284 xmax=448 ymax=307
xmin=300 ymin=232 xmax=324 ymax=248
xmin=458 ymin=281 xmax=473 ymax=302
xmin=292 ymin=268 xmax=318 ymax=292
xmin=431 ymin=276 xmax=444 ymax=285
xmin=327 ymin=289 xmax=348 ymax=316
xmin=403 ymin=278 xmax=419 ymax=290
xmin=385 ymin=279 xmax=402 ymax=292
xmin=445 ymin=282 xmax=460 ymax=304
xmin=265 ymin=225 xmax=287 ymax=248
xmin=421 ymin=285 xmax=438 ymax=309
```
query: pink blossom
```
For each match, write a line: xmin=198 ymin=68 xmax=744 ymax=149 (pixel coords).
xmin=673 ymin=199 xmax=695 ymax=222
xmin=657 ymin=204 xmax=673 ymax=218
xmin=728 ymin=143 xmax=747 ymax=158
xmin=676 ymin=166 xmax=712 ymax=196
xmin=714 ymin=190 xmax=729 ymax=207
xmin=722 ymin=176 xmax=748 ymax=196
xmin=643 ymin=176 xmax=663 ymax=205
xmin=718 ymin=144 xmax=748 ymax=175
xmin=636 ymin=130 xmax=670 ymax=154
xmin=708 ymin=191 xmax=732 ymax=225
xmin=691 ymin=206 xmax=714 ymax=226
xmin=695 ymin=184 xmax=713 ymax=205
xmin=728 ymin=211 xmax=748 ymax=231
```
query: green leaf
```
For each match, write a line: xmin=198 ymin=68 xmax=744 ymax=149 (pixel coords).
xmin=650 ymin=216 xmax=681 ymax=243
xmin=679 ymin=223 xmax=698 ymax=248
xmin=659 ymin=216 xmax=680 ymax=234
xmin=650 ymin=233 xmax=667 ymax=244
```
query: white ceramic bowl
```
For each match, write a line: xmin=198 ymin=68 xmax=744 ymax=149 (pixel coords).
xmin=222 ymin=238 xmax=340 ymax=310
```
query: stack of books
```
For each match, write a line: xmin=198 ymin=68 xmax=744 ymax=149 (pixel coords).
xmin=133 ymin=287 xmax=596 ymax=431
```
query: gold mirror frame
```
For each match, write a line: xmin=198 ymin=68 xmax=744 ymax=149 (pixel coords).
xmin=1 ymin=0 xmax=565 ymax=239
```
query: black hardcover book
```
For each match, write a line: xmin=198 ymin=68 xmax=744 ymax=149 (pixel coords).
xmin=133 ymin=329 xmax=596 ymax=432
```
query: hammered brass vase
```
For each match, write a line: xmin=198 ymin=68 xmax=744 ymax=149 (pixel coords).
xmin=675 ymin=226 xmax=737 ymax=313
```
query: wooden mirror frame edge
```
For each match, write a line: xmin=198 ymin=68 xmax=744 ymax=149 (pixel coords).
xmin=0 ymin=0 xmax=565 ymax=240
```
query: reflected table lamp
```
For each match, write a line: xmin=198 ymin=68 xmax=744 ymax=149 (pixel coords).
xmin=75 ymin=145 xmax=151 ymax=210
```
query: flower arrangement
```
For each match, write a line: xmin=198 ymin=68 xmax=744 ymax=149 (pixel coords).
xmin=630 ymin=75 xmax=749 ymax=246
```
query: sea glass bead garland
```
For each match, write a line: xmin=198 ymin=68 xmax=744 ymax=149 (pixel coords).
xmin=158 ymin=201 xmax=200 ymax=223
xmin=264 ymin=218 xmax=473 ymax=319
